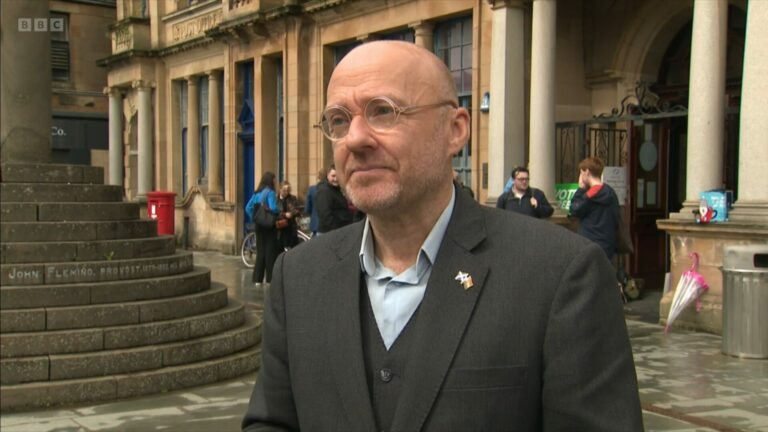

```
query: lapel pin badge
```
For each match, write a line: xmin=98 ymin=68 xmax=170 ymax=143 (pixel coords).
xmin=455 ymin=271 xmax=474 ymax=290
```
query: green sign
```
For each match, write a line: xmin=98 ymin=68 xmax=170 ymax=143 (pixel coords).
xmin=555 ymin=183 xmax=579 ymax=211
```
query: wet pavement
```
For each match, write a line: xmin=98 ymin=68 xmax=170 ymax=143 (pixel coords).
xmin=2 ymin=250 xmax=766 ymax=432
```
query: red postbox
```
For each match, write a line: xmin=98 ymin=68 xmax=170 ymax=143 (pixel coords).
xmin=146 ymin=191 xmax=177 ymax=235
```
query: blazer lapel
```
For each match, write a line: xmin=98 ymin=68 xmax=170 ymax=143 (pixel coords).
xmin=390 ymin=191 xmax=490 ymax=432
xmin=323 ymin=225 xmax=378 ymax=432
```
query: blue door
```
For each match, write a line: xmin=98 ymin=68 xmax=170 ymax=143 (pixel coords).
xmin=239 ymin=62 xmax=255 ymax=232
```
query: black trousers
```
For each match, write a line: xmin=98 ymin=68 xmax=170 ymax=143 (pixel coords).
xmin=253 ymin=226 xmax=278 ymax=283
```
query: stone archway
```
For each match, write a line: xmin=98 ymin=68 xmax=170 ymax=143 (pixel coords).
xmin=612 ymin=0 xmax=747 ymax=83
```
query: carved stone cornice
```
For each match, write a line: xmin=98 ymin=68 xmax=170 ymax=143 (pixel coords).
xmin=131 ymin=80 xmax=156 ymax=90
xmin=103 ymin=86 xmax=124 ymax=97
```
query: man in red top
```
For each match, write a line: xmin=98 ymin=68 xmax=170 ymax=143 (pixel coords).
xmin=569 ymin=157 xmax=620 ymax=260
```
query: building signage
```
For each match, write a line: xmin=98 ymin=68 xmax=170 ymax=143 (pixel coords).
xmin=114 ymin=25 xmax=132 ymax=51
xmin=172 ymin=10 xmax=222 ymax=42
xmin=555 ymin=183 xmax=579 ymax=211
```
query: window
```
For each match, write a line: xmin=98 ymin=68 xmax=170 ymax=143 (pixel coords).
xmin=199 ymin=77 xmax=209 ymax=182
xmin=380 ymin=29 xmax=415 ymax=43
xmin=435 ymin=17 xmax=473 ymax=187
xmin=51 ymin=12 xmax=70 ymax=81
xmin=180 ymin=80 xmax=188 ymax=192
xmin=434 ymin=17 xmax=472 ymax=96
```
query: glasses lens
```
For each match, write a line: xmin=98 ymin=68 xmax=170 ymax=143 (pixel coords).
xmin=321 ymin=108 xmax=351 ymax=140
xmin=365 ymin=98 xmax=397 ymax=131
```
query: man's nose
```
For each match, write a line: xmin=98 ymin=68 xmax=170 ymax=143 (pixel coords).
xmin=342 ymin=115 xmax=376 ymax=151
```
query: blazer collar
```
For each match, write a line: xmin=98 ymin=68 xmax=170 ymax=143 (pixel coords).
xmin=324 ymin=189 xmax=489 ymax=432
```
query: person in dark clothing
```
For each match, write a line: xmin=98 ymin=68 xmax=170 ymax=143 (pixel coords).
xmin=277 ymin=180 xmax=301 ymax=250
xmin=304 ymin=169 xmax=326 ymax=236
xmin=453 ymin=169 xmax=475 ymax=199
xmin=569 ymin=157 xmax=620 ymax=260
xmin=315 ymin=166 xmax=352 ymax=233
xmin=496 ymin=166 xmax=554 ymax=218
xmin=245 ymin=172 xmax=280 ymax=284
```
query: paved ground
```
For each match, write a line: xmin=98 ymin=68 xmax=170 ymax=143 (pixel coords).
xmin=2 ymin=251 xmax=766 ymax=432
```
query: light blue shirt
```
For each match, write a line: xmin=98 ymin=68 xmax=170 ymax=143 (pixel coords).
xmin=359 ymin=189 xmax=455 ymax=350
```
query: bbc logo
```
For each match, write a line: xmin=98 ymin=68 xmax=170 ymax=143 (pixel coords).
xmin=18 ymin=18 xmax=64 ymax=32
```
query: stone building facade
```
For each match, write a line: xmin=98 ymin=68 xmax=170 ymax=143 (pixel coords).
xmin=99 ymin=0 xmax=767 ymax=333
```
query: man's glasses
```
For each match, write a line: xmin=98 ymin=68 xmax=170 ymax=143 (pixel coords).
xmin=515 ymin=177 xmax=529 ymax=181
xmin=316 ymin=96 xmax=457 ymax=141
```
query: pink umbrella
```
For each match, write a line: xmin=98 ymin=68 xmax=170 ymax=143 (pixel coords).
xmin=665 ymin=252 xmax=709 ymax=333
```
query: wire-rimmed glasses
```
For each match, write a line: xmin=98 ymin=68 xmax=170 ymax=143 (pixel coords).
xmin=315 ymin=96 xmax=457 ymax=141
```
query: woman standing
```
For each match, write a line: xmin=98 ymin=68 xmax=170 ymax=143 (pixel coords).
xmin=245 ymin=172 xmax=280 ymax=285
xmin=277 ymin=181 xmax=301 ymax=250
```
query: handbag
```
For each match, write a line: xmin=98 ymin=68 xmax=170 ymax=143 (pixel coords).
xmin=275 ymin=218 xmax=289 ymax=230
xmin=253 ymin=193 xmax=278 ymax=229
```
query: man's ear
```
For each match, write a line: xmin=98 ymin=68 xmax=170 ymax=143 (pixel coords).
xmin=447 ymin=107 xmax=471 ymax=156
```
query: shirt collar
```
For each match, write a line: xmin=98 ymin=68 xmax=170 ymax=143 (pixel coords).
xmin=359 ymin=188 xmax=456 ymax=278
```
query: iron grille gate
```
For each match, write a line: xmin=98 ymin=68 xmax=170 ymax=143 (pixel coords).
xmin=556 ymin=123 xmax=628 ymax=184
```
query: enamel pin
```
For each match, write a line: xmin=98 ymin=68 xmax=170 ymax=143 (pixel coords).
xmin=454 ymin=271 xmax=474 ymax=290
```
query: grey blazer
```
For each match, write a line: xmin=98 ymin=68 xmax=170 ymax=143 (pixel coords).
xmin=243 ymin=188 xmax=643 ymax=432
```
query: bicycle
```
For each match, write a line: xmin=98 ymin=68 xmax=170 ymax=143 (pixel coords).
xmin=241 ymin=221 xmax=311 ymax=268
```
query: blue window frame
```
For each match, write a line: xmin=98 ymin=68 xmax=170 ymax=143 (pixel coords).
xmin=180 ymin=80 xmax=188 ymax=192
xmin=199 ymin=76 xmax=209 ymax=182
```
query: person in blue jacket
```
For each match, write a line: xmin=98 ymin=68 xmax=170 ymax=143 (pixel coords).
xmin=304 ymin=168 xmax=326 ymax=237
xmin=245 ymin=172 xmax=280 ymax=284
xmin=569 ymin=157 xmax=620 ymax=260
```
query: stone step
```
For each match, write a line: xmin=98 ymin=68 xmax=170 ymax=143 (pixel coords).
xmin=0 ymin=297 xmax=246 ymax=358
xmin=0 ymin=163 xmax=103 ymax=185
xmin=0 ymin=266 xmax=210 ymax=310
xmin=1 ymin=202 xmax=140 ymax=222
xmin=0 ymin=345 xmax=260 ymax=412
xmin=0 ymin=251 xmax=193 ymax=286
xmin=0 ymin=220 xmax=157 ymax=243
xmin=0 ymin=283 xmax=228 ymax=334
xmin=0 ymin=183 xmax=122 ymax=203
xmin=1 ymin=316 xmax=261 ymax=384
xmin=0 ymin=236 xmax=175 ymax=265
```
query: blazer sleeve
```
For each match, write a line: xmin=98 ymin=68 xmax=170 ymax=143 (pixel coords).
xmin=242 ymin=254 xmax=299 ymax=432
xmin=541 ymin=243 xmax=644 ymax=431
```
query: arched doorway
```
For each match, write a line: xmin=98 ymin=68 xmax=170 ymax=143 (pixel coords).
xmin=625 ymin=4 xmax=746 ymax=290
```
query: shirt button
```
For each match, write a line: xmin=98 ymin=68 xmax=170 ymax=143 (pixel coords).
xmin=379 ymin=368 xmax=393 ymax=383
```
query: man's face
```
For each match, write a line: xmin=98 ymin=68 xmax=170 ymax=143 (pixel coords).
xmin=327 ymin=169 xmax=339 ymax=187
xmin=325 ymin=44 xmax=464 ymax=214
xmin=513 ymin=172 xmax=529 ymax=192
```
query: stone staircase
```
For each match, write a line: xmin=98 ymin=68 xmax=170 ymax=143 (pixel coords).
xmin=0 ymin=163 xmax=260 ymax=412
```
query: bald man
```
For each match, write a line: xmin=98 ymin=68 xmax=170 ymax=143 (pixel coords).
xmin=242 ymin=41 xmax=643 ymax=432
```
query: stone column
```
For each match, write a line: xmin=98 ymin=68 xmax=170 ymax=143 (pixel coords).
xmin=731 ymin=0 xmax=768 ymax=223
xmin=409 ymin=21 xmax=435 ymax=51
xmin=104 ymin=87 xmax=124 ymax=187
xmin=487 ymin=0 xmax=526 ymax=203
xmin=1 ymin=1 xmax=51 ymax=162
xmin=207 ymin=71 xmax=222 ymax=198
xmin=681 ymin=0 xmax=727 ymax=212
xmin=186 ymin=76 xmax=200 ymax=190
xmin=133 ymin=80 xmax=154 ymax=198
xmin=528 ymin=0 xmax=557 ymax=203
